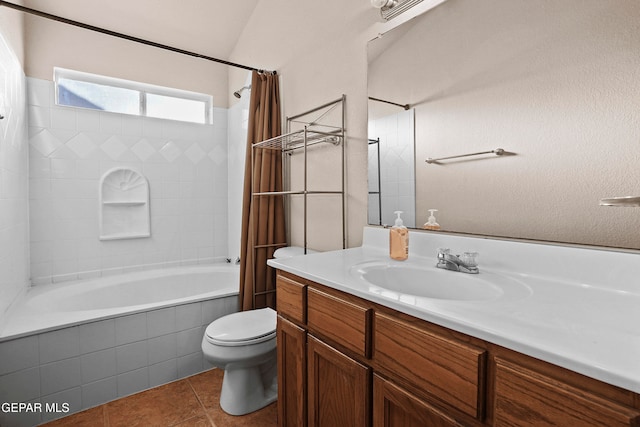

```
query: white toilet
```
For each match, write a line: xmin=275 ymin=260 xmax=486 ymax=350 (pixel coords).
xmin=201 ymin=307 xmax=277 ymax=416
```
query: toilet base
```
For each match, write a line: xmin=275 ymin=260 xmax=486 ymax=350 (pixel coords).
xmin=219 ymin=360 xmax=278 ymax=416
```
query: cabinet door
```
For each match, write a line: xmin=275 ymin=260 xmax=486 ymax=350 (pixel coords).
xmin=308 ymin=335 xmax=371 ymax=427
xmin=277 ymin=316 xmax=307 ymax=427
xmin=494 ymin=358 xmax=640 ymax=427
xmin=373 ymin=374 xmax=460 ymax=427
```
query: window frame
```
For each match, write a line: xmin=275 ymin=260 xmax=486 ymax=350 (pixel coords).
xmin=54 ymin=67 xmax=213 ymax=124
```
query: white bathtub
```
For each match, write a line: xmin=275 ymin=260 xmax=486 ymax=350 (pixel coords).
xmin=0 ymin=264 xmax=240 ymax=425
xmin=0 ymin=264 xmax=239 ymax=340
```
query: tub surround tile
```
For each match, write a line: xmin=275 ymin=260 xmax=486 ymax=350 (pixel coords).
xmin=79 ymin=320 xmax=116 ymax=354
xmin=116 ymin=341 xmax=148 ymax=374
xmin=147 ymin=307 xmax=177 ymax=338
xmin=116 ymin=367 xmax=149 ymax=398
xmin=39 ymin=326 xmax=80 ymax=364
xmin=0 ymin=335 xmax=39 ymax=375
xmin=40 ymin=357 xmax=82 ymax=396
xmin=26 ymin=77 xmax=230 ymax=285
xmin=148 ymin=333 xmax=177 ymax=365
xmin=177 ymin=353 xmax=203 ymax=379
xmin=115 ymin=313 xmax=147 ymax=345
xmin=81 ymin=377 xmax=117 ymax=410
xmin=0 ymin=399 xmax=42 ymax=427
xmin=0 ymin=294 xmax=237 ymax=422
xmin=81 ymin=349 xmax=117 ymax=383
xmin=0 ymin=367 xmax=40 ymax=402
xmin=177 ymin=327 xmax=203 ymax=357
xmin=40 ymin=386 xmax=82 ymax=423
xmin=149 ymin=359 xmax=178 ymax=388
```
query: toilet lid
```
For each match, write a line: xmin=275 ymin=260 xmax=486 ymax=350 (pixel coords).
xmin=205 ymin=307 xmax=276 ymax=346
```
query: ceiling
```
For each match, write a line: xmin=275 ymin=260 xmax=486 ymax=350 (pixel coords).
xmin=22 ymin=0 xmax=260 ymax=59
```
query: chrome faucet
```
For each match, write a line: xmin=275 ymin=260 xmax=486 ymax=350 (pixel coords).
xmin=436 ymin=248 xmax=479 ymax=274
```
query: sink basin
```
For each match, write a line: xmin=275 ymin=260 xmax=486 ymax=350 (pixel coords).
xmin=350 ymin=261 xmax=531 ymax=302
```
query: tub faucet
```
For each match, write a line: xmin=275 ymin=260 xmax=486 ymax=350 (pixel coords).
xmin=436 ymin=248 xmax=479 ymax=274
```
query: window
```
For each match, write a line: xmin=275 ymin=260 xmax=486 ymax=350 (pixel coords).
xmin=54 ymin=67 xmax=212 ymax=124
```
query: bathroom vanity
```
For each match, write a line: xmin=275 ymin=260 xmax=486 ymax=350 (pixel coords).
xmin=268 ymin=227 xmax=640 ymax=426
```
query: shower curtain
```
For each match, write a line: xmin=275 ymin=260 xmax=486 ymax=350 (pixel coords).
xmin=238 ymin=70 xmax=286 ymax=311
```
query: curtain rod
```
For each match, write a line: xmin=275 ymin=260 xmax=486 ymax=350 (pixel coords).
xmin=0 ymin=1 xmax=274 ymax=74
xmin=368 ymin=96 xmax=410 ymax=110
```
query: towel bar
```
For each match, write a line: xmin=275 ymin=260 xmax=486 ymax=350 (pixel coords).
xmin=426 ymin=148 xmax=504 ymax=164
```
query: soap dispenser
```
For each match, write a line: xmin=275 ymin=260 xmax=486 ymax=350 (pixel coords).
xmin=390 ymin=211 xmax=409 ymax=261
xmin=423 ymin=209 xmax=440 ymax=230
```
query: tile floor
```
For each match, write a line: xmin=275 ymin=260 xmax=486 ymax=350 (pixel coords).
xmin=41 ymin=369 xmax=278 ymax=427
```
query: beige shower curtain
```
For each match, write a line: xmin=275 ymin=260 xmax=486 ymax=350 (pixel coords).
xmin=238 ymin=70 xmax=286 ymax=311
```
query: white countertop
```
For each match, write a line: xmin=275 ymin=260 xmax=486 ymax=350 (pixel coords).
xmin=268 ymin=227 xmax=640 ymax=393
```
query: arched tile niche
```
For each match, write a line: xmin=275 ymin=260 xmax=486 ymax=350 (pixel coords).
xmin=99 ymin=167 xmax=150 ymax=240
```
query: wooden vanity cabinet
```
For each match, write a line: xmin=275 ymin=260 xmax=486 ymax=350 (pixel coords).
xmin=493 ymin=358 xmax=640 ymax=427
xmin=275 ymin=271 xmax=640 ymax=427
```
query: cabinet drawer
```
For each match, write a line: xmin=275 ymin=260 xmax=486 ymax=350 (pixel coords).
xmin=494 ymin=358 xmax=640 ymax=427
xmin=276 ymin=274 xmax=307 ymax=324
xmin=307 ymin=288 xmax=372 ymax=358
xmin=374 ymin=312 xmax=486 ymax=420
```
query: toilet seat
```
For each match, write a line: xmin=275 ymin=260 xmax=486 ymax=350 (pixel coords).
xmin=205 ymin=307 xmax=276 ymax=347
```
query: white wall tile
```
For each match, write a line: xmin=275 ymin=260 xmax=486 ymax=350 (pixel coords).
xmin=147 ymin=307 xmax=176 ymax=338
xmin=81 ymin=377 xmax=117 ymax=409
xmin=76 ymin=110 xmax=100 ymax=132
xmin=27 ymin=76 xmax=233 ymax=282
xmin=40 ymin=387 xmax=82 ymax=423
xmin=27 ymin=78 xmax=51 ymax=107
xmin=117 ymin=367 xmax=148 ymax=397
xmin=147 ymin=334 xmax=177 ymax=365
xmin=115 ymin=313 xmax=147 ymax=345
xmin=79 ymin=319 xmax=116 ymax=354
xmin=176 ymin=303 xmax=202 ymax=331
xmin=116 ymin=341 xmax=148 ymax=374
xmin=177 ymin=353 xmax=202 ymax=378
xmin=0 ymin=399 xmax=42 ymax=427
xmin=81 ymin=348 xmax=116 ymax=383
xmin=99 ymin=113 xmax=122 ymax=134
xmin=39 ymin=327 xmax=80 ymax=364
xmin=51 ymin=107 xmax=77 ymax=130
xmin=40 ymin=357 xmax=82 ymax=396
xmin=0 ymin=336 xmax=39 ymax=375
xmin=148 ymin=359 xmax=178 ymax=388
xmin=0 ymin=367 xmax=40 ymax=402
xmin=176 ymin=328 xmax=202 ymax=357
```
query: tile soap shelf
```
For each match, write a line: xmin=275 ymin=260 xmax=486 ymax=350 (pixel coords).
xmin=99 ymin=167 xmax=150 ymax=240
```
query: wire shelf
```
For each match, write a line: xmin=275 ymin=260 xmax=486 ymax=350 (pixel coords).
xmin=253 ymin=128 xmax=342 ymax=152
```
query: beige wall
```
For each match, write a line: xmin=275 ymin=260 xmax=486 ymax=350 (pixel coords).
xmin=227 ymin=0 xmax=393 ymax=249
xmin=22 ymin=0 xmax=239 ymax=107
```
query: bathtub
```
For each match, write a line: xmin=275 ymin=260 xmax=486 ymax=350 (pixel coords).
xmin=0 ymin=264 xmax=239 ymax=425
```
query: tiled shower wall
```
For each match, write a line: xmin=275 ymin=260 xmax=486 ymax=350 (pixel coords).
xmin=0 ymin=36 xmax=30 ymax=316
xmin=367 ymin=109 xmax=416 ymax=228
xmin=27 ymin=77 xmax=230 ymax=284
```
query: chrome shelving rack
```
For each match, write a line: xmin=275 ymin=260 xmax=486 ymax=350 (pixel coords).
xmin=250 ymin=96 xmax=346 ymax=305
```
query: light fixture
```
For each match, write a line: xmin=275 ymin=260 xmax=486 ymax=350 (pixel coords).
xmin=371 ymin=0 xmax=425 ymax=21
xmin=371 ymin=0 xmax=397 ymax=8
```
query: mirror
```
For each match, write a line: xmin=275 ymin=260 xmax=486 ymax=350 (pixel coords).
xmin=367 ymin=0 xmax=640 ymax=250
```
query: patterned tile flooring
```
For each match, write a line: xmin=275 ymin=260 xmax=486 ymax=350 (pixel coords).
xmin=41 ymin=369 xmax=277 ymax=427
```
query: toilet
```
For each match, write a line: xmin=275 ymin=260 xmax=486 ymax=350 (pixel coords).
xmin=201 ymin=307 xmax=277 ymax=416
